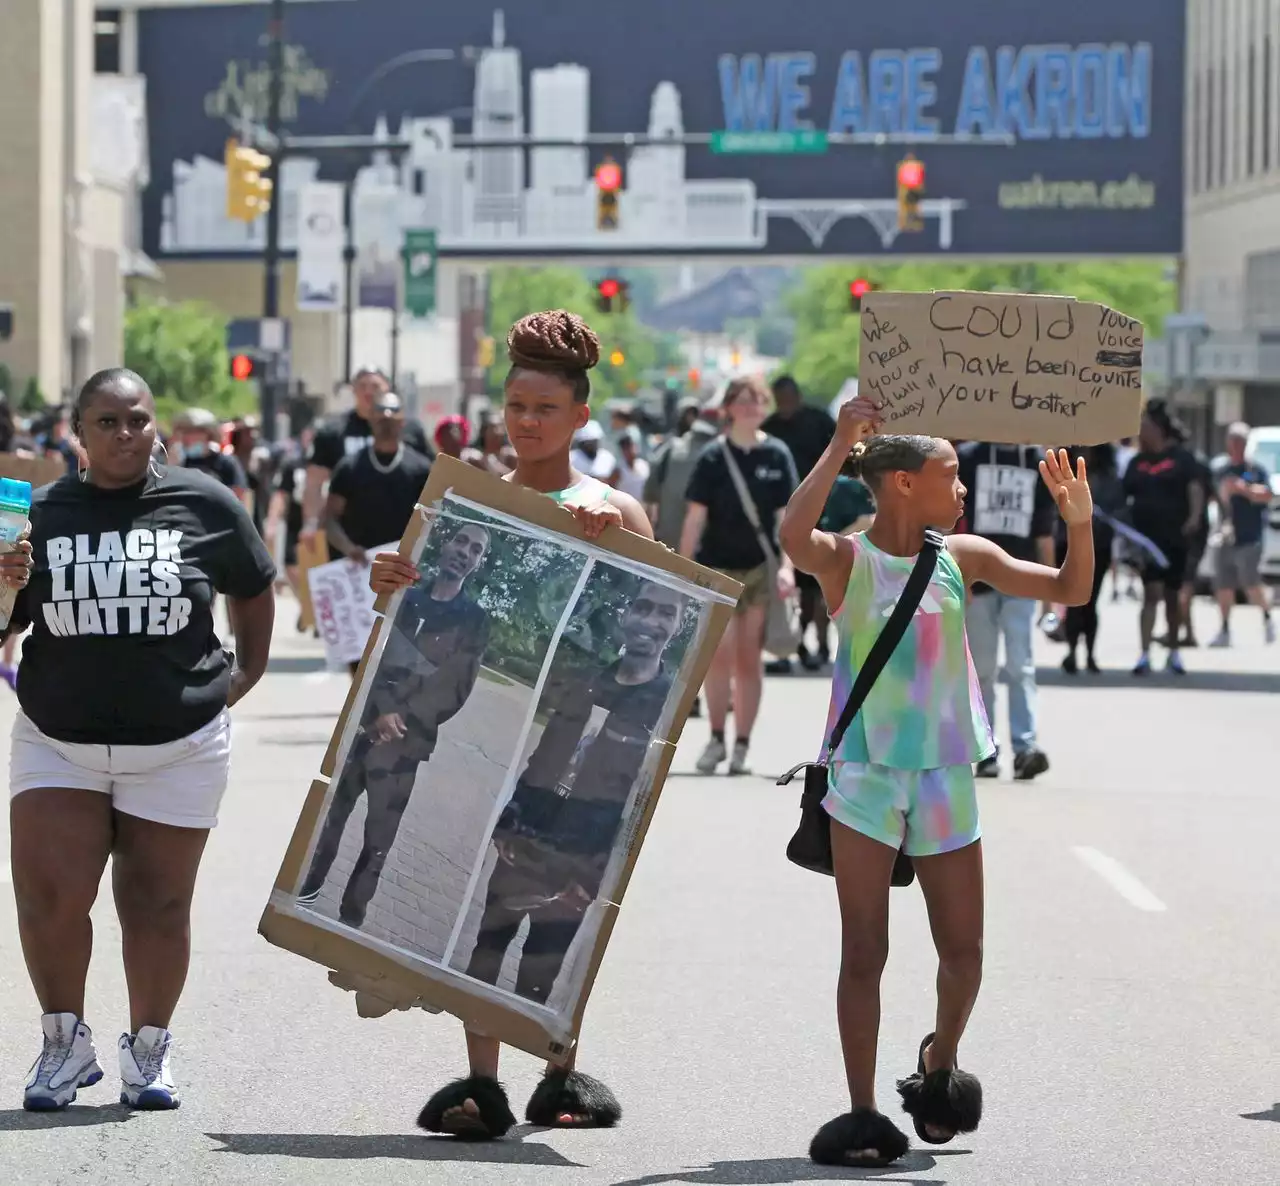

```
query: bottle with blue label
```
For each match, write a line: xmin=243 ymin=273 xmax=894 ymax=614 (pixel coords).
xmin=0 ymin=478 xmax=32 ymax=631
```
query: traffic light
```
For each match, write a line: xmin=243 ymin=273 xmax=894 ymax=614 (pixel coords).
xmin=849 ymin=278 xmax=877 ymax=313
xmin=225 ymin=138 xmax=273 ymax=223
xmin=897 ymin=154 xmax=925 ymax=232
xmin=595 ymin=158 xmax=622 ymax=230
xmin=594 ymin=276 xmax=631 ymax=314
xmin=229 ymin=352 xmax=263 ymax=381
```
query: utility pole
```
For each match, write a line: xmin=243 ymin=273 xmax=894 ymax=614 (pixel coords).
xmin=260 ymin=0 xmax=285 ymax=442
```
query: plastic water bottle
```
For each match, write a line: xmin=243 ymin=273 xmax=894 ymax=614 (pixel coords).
xmin=0 ymin=478 xmax=32 ymax=631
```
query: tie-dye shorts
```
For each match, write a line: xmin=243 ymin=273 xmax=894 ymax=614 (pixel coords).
xmin=823 ymin=761 xmax=981 ymax=857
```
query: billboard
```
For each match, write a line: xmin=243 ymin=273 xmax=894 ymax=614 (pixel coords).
xmin=138 ymin=0 xmax=1185 ymax=260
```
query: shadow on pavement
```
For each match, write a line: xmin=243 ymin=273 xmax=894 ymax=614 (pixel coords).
xmin=611 ymin=1149 xmax=962 ymax=1186
xmin=1241 ymin=1103 xmax=1280 ymax=1123
xmin=1035 ymin=667 xmax=1280 ymax=694
xmin=0 ymin=1104 xmax=135 ymax=1129
xmin=204 ymin=1127 xmax=583 ymax=1166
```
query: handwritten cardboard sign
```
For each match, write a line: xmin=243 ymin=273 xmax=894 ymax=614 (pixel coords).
xmin=307 ymin=542 xmax=396 ymax=670
xmin=859 ymin=290 xmax=1144 ymax=445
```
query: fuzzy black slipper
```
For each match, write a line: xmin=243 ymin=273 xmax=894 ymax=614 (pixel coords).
xmin=525 ymin=1069 xmax=621 ymax=1129
xmin=896 ymin=1031 xmax=982 ymax=1145
xmin=416 ymin=1075 xmax=516 ymax=1141
xmin=809 ymin=1107 xmax=910 ymax=1168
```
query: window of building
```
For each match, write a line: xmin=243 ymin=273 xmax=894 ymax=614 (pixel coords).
xmin=94 ymin=8 xmax=121 ymax=74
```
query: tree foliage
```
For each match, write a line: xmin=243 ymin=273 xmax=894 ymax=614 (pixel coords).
xmin=485 ymin=267 xmax=664 ymax=408
xmin=784 ymin=260 xmax=1176 ymax=401
xmin=123 ymin=301 xmax=258 ymax=424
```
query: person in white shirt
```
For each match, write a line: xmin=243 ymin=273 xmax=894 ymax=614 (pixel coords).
xmin=610 ymin=427 xmax=650 ymax=499
xmin=570 ymin=421 xmax=617 ymax=481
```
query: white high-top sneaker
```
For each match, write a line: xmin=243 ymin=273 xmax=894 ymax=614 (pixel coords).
xmin=24 ymin=1012 xmax=104 ymax=1111
xmin=118 ymin=1026 xmax=180 ymax=1110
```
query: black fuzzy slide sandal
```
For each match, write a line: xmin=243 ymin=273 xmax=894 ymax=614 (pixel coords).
xmin=809 ymin=1107 xmax=910 ymax=1168
xmin=896 ymin=1031 xmax=983 ymax=1145
xmin=526 ymin=1069 xmax=621 ymax=1129
xmin=416 ymin=1075 xmax=516 ymax=1140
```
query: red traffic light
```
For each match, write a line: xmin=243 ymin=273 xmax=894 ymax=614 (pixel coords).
xmin=598 ymin=278 xmax=621 ymax=299
xmin=230 ymin=353 xmax=254 ymax=381
xmin=898 ymin=159 xmax=925 ymax=190
xmin=850 ymin=279 xmax=872 ymax=298
xmin=595 ymin=161 xmax=622 ymax=192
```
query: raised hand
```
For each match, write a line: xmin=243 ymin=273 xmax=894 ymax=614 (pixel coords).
xmin=1039 ymin=449 xmax=1093 ymax=526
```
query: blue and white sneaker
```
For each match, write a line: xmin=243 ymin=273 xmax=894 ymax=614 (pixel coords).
xmin=119 ymin=1026 xmax=180 ymax=1110
xmin=24 ymin=1012 xmax=104 ymax=1111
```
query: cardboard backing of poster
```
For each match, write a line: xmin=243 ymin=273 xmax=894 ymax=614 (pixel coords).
xmin=859 ymin=290 xmax=1145 ymax=445
xmin=260 ymin=457 xmax=742 ymax=1061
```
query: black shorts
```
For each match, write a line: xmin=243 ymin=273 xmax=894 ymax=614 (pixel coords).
xmin=1141 ymin=541 xmax=1189 ymax=589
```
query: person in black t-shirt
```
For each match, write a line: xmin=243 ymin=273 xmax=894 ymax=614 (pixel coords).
xmin=1208 ymin=421 xmax=1274 ymax=646
xmin=466 ymin=580 xmax=683 ymax=1005
xmin=955 ymin=442 xmax=1056 ymax=781
xmin=300 ymin=367 xmax=433 ymax=546
xmin=763 ymin=375 xmax=838 ymax=671
xmin=172 ymin=408 xmax=248 ymax=502
xmin=5 ymin=367 xmax=275 ymax=1113
xmin=680 ymin=376 xmax=797 ymax=775
xmin=324 ymin=392 xmax=433 ymax=565
xmin=1122 ymin=399 xmax=1205 ymax=674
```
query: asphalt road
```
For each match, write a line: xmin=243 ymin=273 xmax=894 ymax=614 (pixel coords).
xmin=0 ymin=589 xmax=1277 ymax=1185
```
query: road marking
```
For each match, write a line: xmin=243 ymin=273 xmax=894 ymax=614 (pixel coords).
xmin=1071 ymin=846 xmax=1166 ymax=912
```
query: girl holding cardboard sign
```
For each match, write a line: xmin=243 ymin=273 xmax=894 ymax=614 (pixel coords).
xmin=778 ymin=398 xmax=1094 ymax=1168
xmin=370 ymin=310 xmax=652 ymax=1141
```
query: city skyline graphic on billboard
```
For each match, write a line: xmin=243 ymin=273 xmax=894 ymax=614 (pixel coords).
xmin=137 ymin=0 xmax=1185 ymax=259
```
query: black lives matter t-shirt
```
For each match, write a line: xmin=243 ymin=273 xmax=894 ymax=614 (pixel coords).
xmin=10 ymin=468 xmax=277 ymax=745
xmin=328 ymin=447 xmax=433 ymax=549
xmin=307 ymin=409 xmax=433 ymax=471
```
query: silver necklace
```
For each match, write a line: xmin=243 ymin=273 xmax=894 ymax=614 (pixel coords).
xmin=368 ymin=442 xmax=405 ymax=474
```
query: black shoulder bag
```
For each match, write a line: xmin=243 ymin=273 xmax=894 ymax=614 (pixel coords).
xmin=777 ymin=530 xmax=945 ymax=883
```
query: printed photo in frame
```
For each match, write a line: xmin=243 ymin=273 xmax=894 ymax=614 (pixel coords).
xmin=259 ymin=457 xmax=741 ymax=1061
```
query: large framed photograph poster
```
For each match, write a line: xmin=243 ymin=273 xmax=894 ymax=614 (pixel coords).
xmin=260 ymin=457 xmax=741 ymax=1061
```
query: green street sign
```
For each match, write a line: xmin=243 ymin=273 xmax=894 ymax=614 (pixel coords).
xmin=710 ymin=130 xmax=829 ymax=154
xmin=402 ymin=228 xmax=438 ymax=318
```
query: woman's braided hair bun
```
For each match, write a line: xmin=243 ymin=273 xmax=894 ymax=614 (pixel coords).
xmin=507 ymin=310 xmax=600 ymax=373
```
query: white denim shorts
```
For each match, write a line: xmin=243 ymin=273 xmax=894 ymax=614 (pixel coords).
xmin=9 ymin=709 xmax=232 ymax=829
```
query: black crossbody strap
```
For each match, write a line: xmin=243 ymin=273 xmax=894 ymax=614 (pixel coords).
xmin=823 ymin=529 xmax=945 ymax=761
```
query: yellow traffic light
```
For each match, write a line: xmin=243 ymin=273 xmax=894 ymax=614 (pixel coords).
xmin=609 ymin=349 xmax=625 ymax=367
xmin=225 ymin=139 xmax=274 ymax=223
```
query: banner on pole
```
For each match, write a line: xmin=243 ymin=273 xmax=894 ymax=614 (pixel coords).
xmin=403 ymin=228 xmax=438 ymax=319
xmin=296 ymin=182 xmax=345 ymax=312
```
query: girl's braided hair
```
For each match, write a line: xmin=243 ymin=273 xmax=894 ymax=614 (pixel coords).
xmin=504 ymin=310 xmax=600 ymax=403
xmin=846 ymin=434 xmax=945 ymax=489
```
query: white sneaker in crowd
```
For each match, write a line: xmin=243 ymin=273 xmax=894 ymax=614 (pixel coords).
xmin=695 ymin=736 xmax=726 ymax=774
xmin=24 ymin=1012 xmax=104 ymax=1111
xmin=119 ymin=1026 xmax=180 ymax=1110
xmin=728 ymin=739 xmax=751 ymax=775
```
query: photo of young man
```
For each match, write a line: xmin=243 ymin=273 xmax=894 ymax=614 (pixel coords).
xmin=296 ymin=523 xmax=492 ymax=931
xmin=458 ymin=577 xmax=688 ymax=1006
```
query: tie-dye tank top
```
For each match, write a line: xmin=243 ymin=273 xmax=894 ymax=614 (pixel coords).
xmin=823 ymin=532 xmax=993 ymax=770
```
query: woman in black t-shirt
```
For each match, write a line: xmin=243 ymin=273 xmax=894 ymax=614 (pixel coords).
xmin=5 ymin=368 xmax=277 ymax=1114
xmin=679 ymin=376 xmax=798 ymax=775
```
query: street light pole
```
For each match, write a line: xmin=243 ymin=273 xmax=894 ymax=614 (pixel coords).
xmin=260 ymin=0 xmax=285 ymax=442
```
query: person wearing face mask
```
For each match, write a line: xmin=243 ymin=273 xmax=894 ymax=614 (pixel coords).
xmin=172 ymin=409 xmax=248 ymax=506
xmin=301 ymin=367 xmax=434 ymax=547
